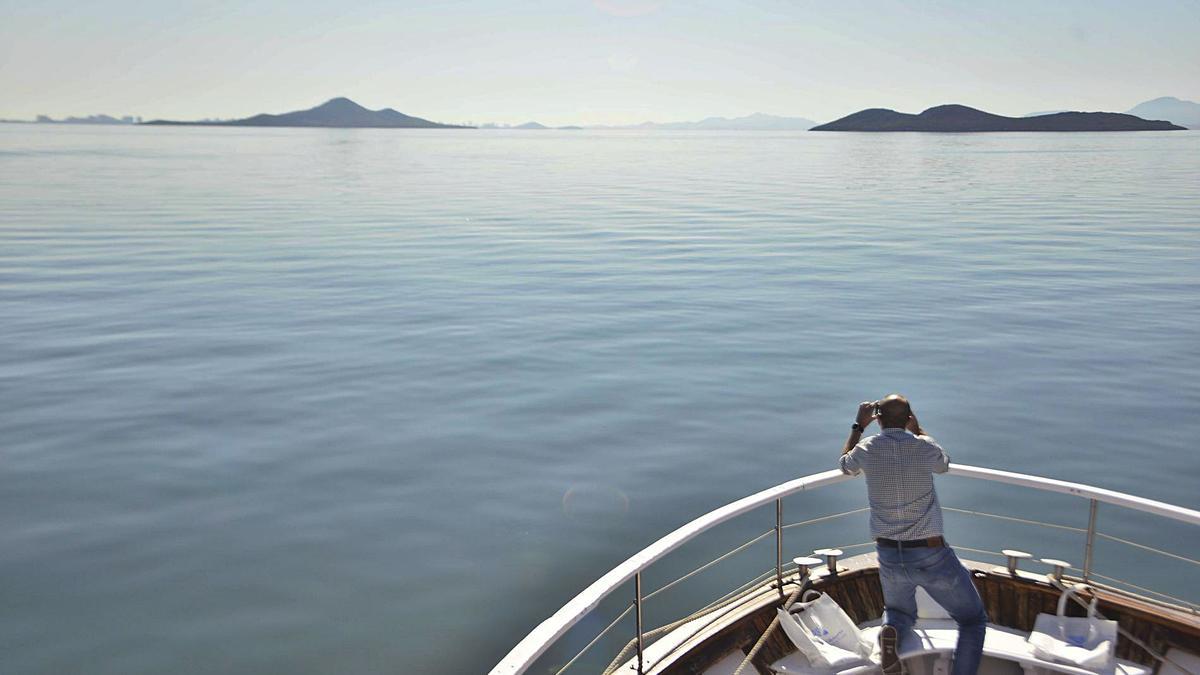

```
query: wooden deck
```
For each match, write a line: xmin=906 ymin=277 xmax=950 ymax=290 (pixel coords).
xmin=649 ymin=555 xmax=1200 ymax=675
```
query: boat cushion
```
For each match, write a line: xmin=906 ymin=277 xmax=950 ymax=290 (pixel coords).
xmin=858 ymin=622 xmax=1152 ymax=675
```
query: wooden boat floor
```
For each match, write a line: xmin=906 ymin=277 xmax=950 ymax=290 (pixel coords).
xmin=622 ymin=554 xmax=1200 ymax=675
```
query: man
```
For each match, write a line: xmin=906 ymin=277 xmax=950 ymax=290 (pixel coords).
xmin=838 ymin=394 xmax=987 ymax=675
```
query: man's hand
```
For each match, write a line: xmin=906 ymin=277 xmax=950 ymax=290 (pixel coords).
xmin=856 ymin=401 xmax=877 ymax=428
xmin=842 ymin=401 xmax=877 ymax=457
xmin=906 ymin=410 xmax=925 ymax=436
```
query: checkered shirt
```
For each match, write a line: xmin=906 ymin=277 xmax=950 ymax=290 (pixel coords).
xmin=838 ymin=427 xmax=951 ymax=540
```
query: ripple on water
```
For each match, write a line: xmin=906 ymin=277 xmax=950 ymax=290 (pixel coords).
xmin=1 ymin=125 xmax=1199 ymax=675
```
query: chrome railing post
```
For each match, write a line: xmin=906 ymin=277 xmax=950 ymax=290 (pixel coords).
xmin=1083 ymin=499 xmax=1099 ymax=582
xmin=775 ymin=498 xmax=784 ymax=599
xmin=635 ymin=572 xmax=644 ymax=675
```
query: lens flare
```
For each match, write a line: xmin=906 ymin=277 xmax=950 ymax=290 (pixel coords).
xmin=561 ymin=483 xmax=631 ymax=523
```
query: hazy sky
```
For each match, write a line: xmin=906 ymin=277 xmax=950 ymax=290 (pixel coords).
xmin=2 ymin=0 xmax=1198 ymax=126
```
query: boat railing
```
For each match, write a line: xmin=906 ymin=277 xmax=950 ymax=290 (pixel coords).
xmin=489 ymin=464 xmax=1200 ymax=675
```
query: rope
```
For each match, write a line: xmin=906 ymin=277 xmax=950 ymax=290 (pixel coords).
xmin=1058 ymin=582 xmax=1198 ymax=675
xmin=591 ymin=555 xmax=1197 ymax=675
xmin=910 ymin=545 xmax=1198 ymax=612
xmin=1088 ymin=571 xmax=1200 ymax=613
xmin=950 ymin=545 xmax=1006 ymax=560
xmin=943 ymin=506 xmax=1200 ymax=569
xmin=942 ymin=507 xmax=1087 ymax=533
xmin=780 ymin=507 xmax=871 ymax=532
xmin=642 ymin=576 xmax=780 ymax=672
xmin=640 ymin=565 xmax=816 ymax=673
xmin=1095 ymin=531 xmax=1200 ymax=568
xmin=553 ymin=603 xmax=634 ymax=675
xmin=600 ymin=567 xmax=783 ymax=675
xmin=732 ymin=585 xmax=803 ymax=675
xmin=588 ymin=525 xmax=781 ymax=675
xmin=690 ymin=568 xmax=779 ymax=619
xmin=829 ymin=541 xmax=875 ymax=552
xmin=601 ymin=637 xmax=636 ymax=675
xmin=582 ymin=502 xmax=1197 ymax=674
xmin=904 ymin=543 xmax=1199 ymax=614
xmin=644 ymin=529 xmax=775 ymax=601
xmin=601 ymin=508 xmax=870 ymax=671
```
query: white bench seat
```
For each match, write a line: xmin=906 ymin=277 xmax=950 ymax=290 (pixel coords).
xmin=864 ymin=621 xmax=1151 ymax=675
xmin=768 ymin=651 xmax=874 ymax=674
xmin=767 ymin=622 xmax=1152 ymax=675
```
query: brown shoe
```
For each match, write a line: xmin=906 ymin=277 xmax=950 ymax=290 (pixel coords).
xmin=880 ymin=624 xmax=903 ymax=675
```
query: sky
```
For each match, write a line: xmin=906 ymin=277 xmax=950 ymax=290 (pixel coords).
xmin=1 ymin=0 xmax=1198 ymax=126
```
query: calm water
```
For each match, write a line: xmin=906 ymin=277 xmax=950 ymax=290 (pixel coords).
xmin=2 ymin=125 xmax=1198 ymax=674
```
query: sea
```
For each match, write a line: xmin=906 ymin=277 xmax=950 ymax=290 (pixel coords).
xmin=2 ymin=124 xmax=1198 ymax=675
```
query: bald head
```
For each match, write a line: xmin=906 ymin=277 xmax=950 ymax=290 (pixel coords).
xmin=877 ymin=394 xmax=913 ymax=429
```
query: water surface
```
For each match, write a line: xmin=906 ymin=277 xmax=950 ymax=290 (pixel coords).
xmin=2 ymin=125 xmax=1198 ymax=674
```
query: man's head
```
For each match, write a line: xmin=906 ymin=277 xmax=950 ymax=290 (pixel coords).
xmin=876 ymin=394 xmax=912 ymax=429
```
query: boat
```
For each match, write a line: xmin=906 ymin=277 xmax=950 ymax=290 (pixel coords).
xmin=490 ymin=465 xmax=1200 ymax=675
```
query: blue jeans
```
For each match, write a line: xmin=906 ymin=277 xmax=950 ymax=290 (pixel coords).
xmin=876 ymin=544 xmax=988 ymax=675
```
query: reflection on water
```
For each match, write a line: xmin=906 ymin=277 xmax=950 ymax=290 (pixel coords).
xmin=562 ymin=484 xmax=630 ymax=524
xmin=1 ymin=125 xmax=1198 ymax=675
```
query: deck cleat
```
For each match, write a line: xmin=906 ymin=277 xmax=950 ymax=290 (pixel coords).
xmin=792 ymin=556 xmax=822 ymax=581
xmin=1039 ymin=558 xmax=1071 ymax=582
xmin=1000 ymin=549 xmax=1032 ymax=576
xmin=813 ymin=548 xmax=844 ymax=575
xmin=493 ymin=466 xmax=1198 ymax=675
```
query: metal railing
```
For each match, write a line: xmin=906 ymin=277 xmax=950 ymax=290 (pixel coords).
xmin=489 ymin=465 xmax=1200 ymax=675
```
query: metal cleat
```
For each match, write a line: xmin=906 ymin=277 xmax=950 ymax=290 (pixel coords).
xmin=813 ymin=548 xmax=844 ymax=575
xmin=792 ymin=556 xmax=822 ymax=580
xmin=1040 ymin=558 xmax=1071 ymax=582
xmin=1001 ymin=549 xmax=1032 ymax=576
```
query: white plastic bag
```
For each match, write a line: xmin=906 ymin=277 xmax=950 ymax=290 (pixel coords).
xmin=1028 ymin=586 xmax=1117 ymax=671
xmin=777 ymin=591 xmax=872 ymax=669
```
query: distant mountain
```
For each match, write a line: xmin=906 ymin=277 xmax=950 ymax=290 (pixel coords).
xmin=1023 ymin=110 xmax=1071 ymax=117
xmin=593 ymin=112 xmax=817 ymax=131
xmin=479 ymin=121 xmax=580 ymax=130
xmin=35 ymin=114 xmax=140 ymax=125
xmin=144 ymin=97 xmax=469 ymax=129
xmin=658 ymin=113 xmax=817 ymax=130
xmin=1125 ymin=97 xmax=1200 ymax=130
xmin=811 ymin=104 xmax=1185 ymax=132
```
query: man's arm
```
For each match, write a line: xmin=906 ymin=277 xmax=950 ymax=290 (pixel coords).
xmin=842 ymin=401 xmax=877 ymax=454
xmin=905 ymin=411 xmax=925 ymax=436
xmin=839 ymin=401 xmax=876 ymax=475
xmin=907 ymin=409 xmax=951 ymax=472
xmin=927 ymin=437 xmax=951 ymax=473
xmin=841 ymin=401 xmax=875 ymax=456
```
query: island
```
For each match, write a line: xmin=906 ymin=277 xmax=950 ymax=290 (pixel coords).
xmin=143 ymin=97 xmax=469 ymax=129
xmin=36 ymin=114 xmax=141 ymax=125
xmin=1125 ymin=96 xmax=1200 ymax=130
xmin=810 ymin=104 xmax=1184 ymax=132
xmin=651 ymin=112 xmax=817 ymax=130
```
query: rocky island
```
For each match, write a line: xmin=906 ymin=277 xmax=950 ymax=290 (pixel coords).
xmin=143 ymin=97 xmax=469 ymax=129
xmin=811 ymin=104 xmax=1184 ymax=132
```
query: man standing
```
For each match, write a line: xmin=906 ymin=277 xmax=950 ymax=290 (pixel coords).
xmin=838 ymin=394 xmax=987 ymax=675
